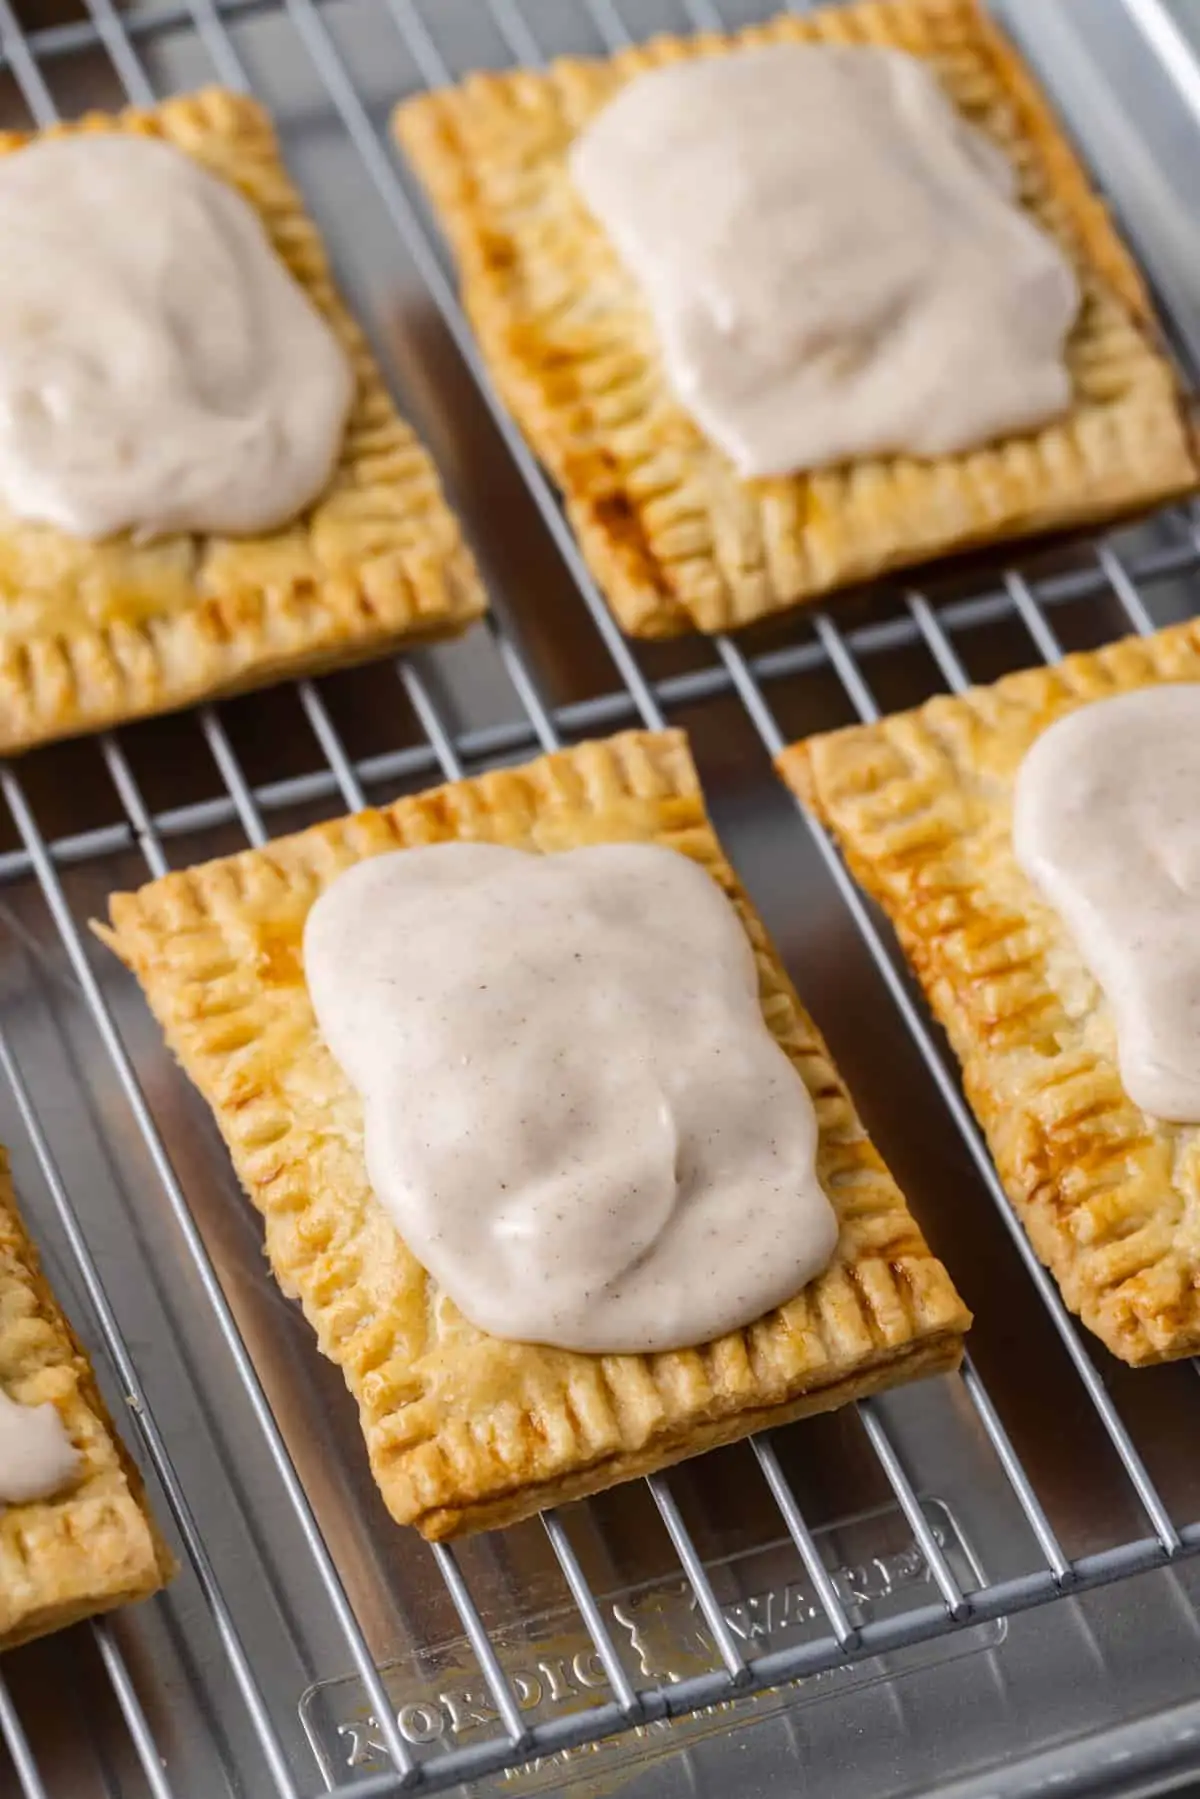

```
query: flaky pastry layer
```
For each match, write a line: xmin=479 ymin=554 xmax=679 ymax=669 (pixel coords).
xmin=783 ymin=619 xmax=1200 ymax=1366
xmin=0 ymin=89 xmax=486 ymax=753
xmin=0 ymin=1152 xmax=172 ymax=1649
xmin=395 ymin=0 xmax=1196 ymax=639
xmin=100 ymin=730 xmax=968 ymax=1539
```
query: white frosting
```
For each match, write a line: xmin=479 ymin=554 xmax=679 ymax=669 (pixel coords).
xmin=0 ymin=1387 xmax=78 ymax=1505
xmin=571 ymin=43 xmax=1080 ymax=477
xmin=0 ymin=134 xmax=353 ymax=540
xmin=304 ymin=842 xmax=838 ymax=1354
xmin=1014 ymin=684 xmax=1200 ymax=1122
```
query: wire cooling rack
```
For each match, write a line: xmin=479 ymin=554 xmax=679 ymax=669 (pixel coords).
xmin=2 ymin=1 xmax=1200 ymax=1796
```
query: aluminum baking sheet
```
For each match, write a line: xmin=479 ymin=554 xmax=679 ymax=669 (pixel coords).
xmin=2 ymin=2 xmax=1200 ymax=1796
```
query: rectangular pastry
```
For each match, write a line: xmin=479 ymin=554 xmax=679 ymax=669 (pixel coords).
xmin=99 ymin=730 xmax=969 ymax=1539
xmin=395 ymin=0 xmax=1196 ymax=639
xmin=0 ymin=1151 xmax=172 ymax=1649
xmin=0 ymin=89 xmax=485 ymax=755
xmin=781 ymin=619 xmax=1200 ymax=1367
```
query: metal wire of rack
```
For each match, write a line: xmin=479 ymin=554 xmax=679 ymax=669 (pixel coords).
xmin=1 ymin=0 xmax=1200 ymax=1795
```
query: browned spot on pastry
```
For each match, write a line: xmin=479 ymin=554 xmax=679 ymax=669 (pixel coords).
xmin=257 ymin=929 xmax=304 ymax=987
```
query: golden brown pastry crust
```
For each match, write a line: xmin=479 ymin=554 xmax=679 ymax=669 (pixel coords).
xmin=781 ymin=619 xmax=1200 ymax=1368
xmin=0 ymin=89 xmax=486 ymax=754
xmin=0 ymin=1151 xmax=172 ymax=1649
xmin=394 ymin=0 xmax=1196 ymax=639
xmin=99 ymin=729 xmax=968 ymax=1539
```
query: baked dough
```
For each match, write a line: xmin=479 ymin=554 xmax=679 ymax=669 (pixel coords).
xmin=0 ymin=1151 xmax=172 ymax=1649
xmin=99 ymin=729 xmax=969 ymax=1539
xmin=0 ymin=89 xmax=486 ymax=755
xmin=781 ymin=619 xmax=1200 ymax=1367
xmin=395 ymin=0 xmax=1196 ymax=639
